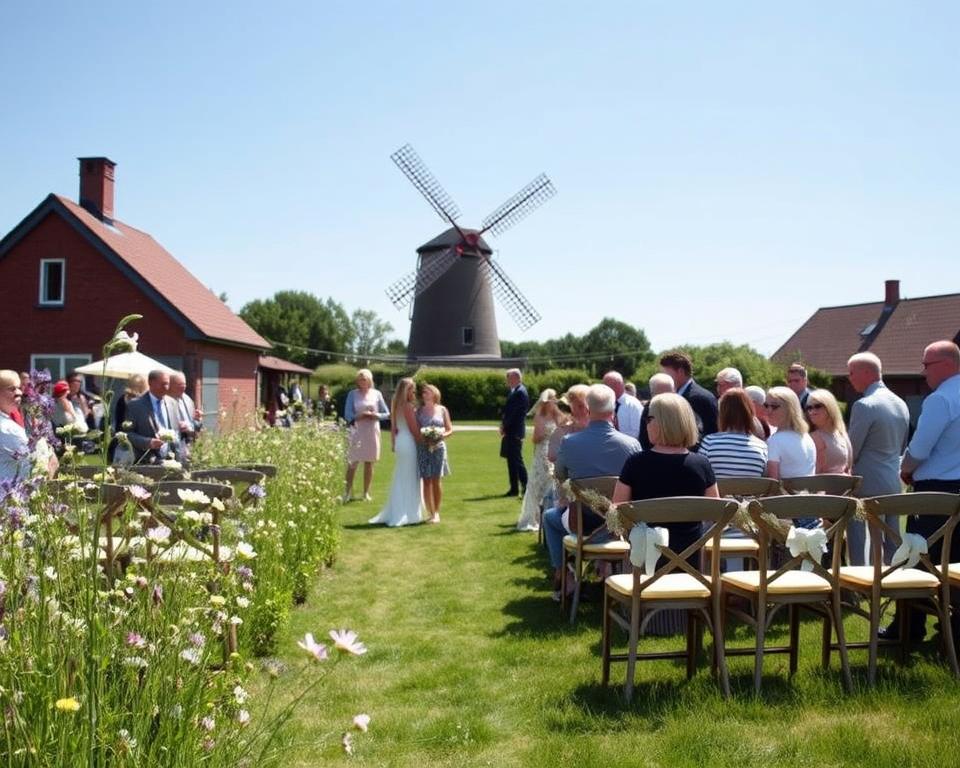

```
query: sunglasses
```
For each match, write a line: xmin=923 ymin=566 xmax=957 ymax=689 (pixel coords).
xmin=763 ymin=402 xmax=781 ymax=410
xmin=805 ymin=403 xmax=825 ymax=411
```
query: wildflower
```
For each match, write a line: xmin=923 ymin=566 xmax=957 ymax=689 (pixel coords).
xmin=201 ymin=716 xmax=215 ymax=732
xmin=179 ymin=648 xmax=201 ymax=665
xmin=161 ymin=459 xmax=182 ymax=470
xmin=235 ymin=541 xmax=256 ymax=560
xmin=329 ymin=629 xmax=367 ymax=656
xmin=158 ymin=428 xmax=178 ymax=444
xmin=237 ymin=709 xmax=251 ymax=726
xmin=118 ymin=728 xmax=137 ymax=752
xmin=211 ymin=497 xmax=225 ymax=512
xmin=126 ymin=632 xmax=147 ymax=649
xmin=297 ymin=632 xmax=329 ymax=662
xmin=55 ymin=697 xmax=81 ymax=713
xmin=177 ymin=488 xmax=210 ymax=506
xmin=145 ymin=526 xmax=171 ymax=545
xmin=233 ymin=685 xmax=249 ymax=705
xmin=248 ymin=484 xmax=266 ymax=499
xmin=229 ymin=616 xmax=243 ymax=626
xmin=208 ymin=595 xmax=226 ymax=607
xmin=123 ymin=656 xmax=148 ymax=668
xmin=342 ymin=732 xmax=353 ymax=755
xmin=152 ymin=584 xmax=164 ymax=606
xmin=127 ymin=484 xmax=151 ymax=501
xmin=236 ymin=596 xmax=250 ymax=609
xmin=43 ymin=566 xmax=57 ymax=580
xmin=352 ymin=713 xmax=371 ymax=732
xmin=202 ymin=739 xmax=215 ymax=752
xmin=122 ymin=420 xmax=133 ymax=430
xmin=189 ymin=632 xmax=206 ymax=648
xmin=115 ymin=431 xmax=131 ymax=447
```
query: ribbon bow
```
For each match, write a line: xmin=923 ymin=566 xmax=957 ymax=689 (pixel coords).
xmin=891 ymin=533 xmax=928 ymax=569
xmin=629 ymin=522 xmax=669 ymax=575
xmin=786 ymin=526 xmax=828 ymax=572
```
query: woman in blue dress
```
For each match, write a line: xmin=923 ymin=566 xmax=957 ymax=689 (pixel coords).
xmin=416 ymin=384 xmax=453 ymax=524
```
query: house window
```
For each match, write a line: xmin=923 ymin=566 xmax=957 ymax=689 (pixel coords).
xmin=39 ymin=259 xmax=65 ymax=306
xmin=462 ymin=327 xmax=475 ymax=346
xmin=30 ymin=354 xmax=91 ymax=381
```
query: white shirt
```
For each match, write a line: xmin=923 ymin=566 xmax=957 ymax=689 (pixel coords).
xmin=767 ymin=429 xmax=816 ymax=478
xmin=0 ymin=411 xmax=31 ymax=483
xmin=615 ymin=393 xmax=643 ymax=441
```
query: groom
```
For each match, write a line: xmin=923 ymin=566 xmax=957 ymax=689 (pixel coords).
xmin=500 ymin=368 xmax=529 ymax=497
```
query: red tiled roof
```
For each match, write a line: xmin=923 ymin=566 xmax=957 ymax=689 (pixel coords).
xmin=56 ymin=195 xmax=269 ymax=350
xmin=771 ymin=301 xmax=885 ymax=375
xmin=867 ymin=294 xmax=960 ymax=375
xmin=258 ymin=355 xmax=313 ymax=374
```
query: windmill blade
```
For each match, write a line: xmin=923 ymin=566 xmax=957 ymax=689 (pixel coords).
xmin=384 ymin=246 xmax=460 ymax=309
xmin=479 ymin=173 xmax=556 ymax=237
xmin=479 ymin=257 xmax=542 ymax=331
xmin=390 ymin=144 xmax=461 ymax=225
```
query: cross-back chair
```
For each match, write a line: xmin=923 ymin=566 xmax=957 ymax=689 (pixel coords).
xmin=145 ymin=481 xmax=235 ymax=566
xmin=47 ymin=479 xmax=129 ymax=582
xmin=189 ymin=468 xmax=266 ymax=505
xmin=601 ymin=496 xmax=739 ymax=700
xmin=781 ymin=474 xmax=862 ymax=497
xmin=704 ymin=477 xmax=783 ymax=572
xmin=126 ymin=464 xmax=188 ymax=482
xmin=235 ymin=463 xmax=278 ymax=478
xmin=836 ymin=492 xmax=960 ymax=685
xmin=560 ymin=476 xmax=623 ymax=623
xmin=721 ymin=494 xmax=856 ymax=692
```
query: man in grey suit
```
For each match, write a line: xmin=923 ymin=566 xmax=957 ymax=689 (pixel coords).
xmin=542 ymin=383 xmax=642 ymax=597
xmin=846 ymin=352 xmax=910 ymax=564
xmin=126 ymin=369 xmax=181 ymax=464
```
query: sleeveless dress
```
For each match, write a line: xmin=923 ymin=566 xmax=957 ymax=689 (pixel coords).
xmin=517 ymin=419 xmax=557 ymax=531
xmin=416 ymin=407 xmax=450 ymax=479
xmin=347 ymin=389 xmax=383 ymax=464
xmin=368 ymin=412 xmax=424 ymax=527
xmin=814 ymin=430 xmax=853 ymax=474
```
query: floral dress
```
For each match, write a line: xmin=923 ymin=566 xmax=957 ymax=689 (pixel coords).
xmin=415 ymin=407 xmax=450 ymax=479
xmin=517 ymin=419 xmax=557 ymax=531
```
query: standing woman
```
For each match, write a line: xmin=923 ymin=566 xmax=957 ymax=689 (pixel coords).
xmin=416 ymin=384 xmax=453 ymax=524
xmin=805 ymin=389 xmax=853 ymax=474
xmin=517 ymin=389 xmax=564 ymax=531
xmin=343 ymin=368 xmax=390 ymax=502
xmin=369 ymin=378 xmax=424 ymax=527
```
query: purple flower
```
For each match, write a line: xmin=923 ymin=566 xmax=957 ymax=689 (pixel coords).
xmin=235 ymin=565 xmax=254 ymax=581
xmin=248 ymin=484 xmax=266 ymax=499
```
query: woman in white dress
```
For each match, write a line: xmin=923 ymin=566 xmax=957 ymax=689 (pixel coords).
xmin=369 ymin=378 xmax=425 ymax=527
xmin=517 ymin=389 xmax=564 ymax=531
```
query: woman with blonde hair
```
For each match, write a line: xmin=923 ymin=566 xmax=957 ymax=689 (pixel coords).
xmin=805 ymin=389 xmax=853 ymax=474
xmin=763 ymin=386 xmax=816 ymax=480
xmin=343 ymin=368 xmax=390 ymax=502
xmin=517 ymin=388 xmax=566 ymax=531
xmin=416 ymin=383 xmax=453 ymax=524
xmin=369 ymin=378 xmax=424 ymax=527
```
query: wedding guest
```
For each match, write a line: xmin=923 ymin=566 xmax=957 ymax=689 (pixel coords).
xmin=786 ymin=363 xmax=813 ymax=410
xmin=317 ymin=384 xmax=336 ymax=418
xmin=110 ymin=373 xmax=147 ymax=463
xmin=805 ymin=389 xmax=852 ymax=474
xmin=699 ymin=389 xmax=768 ymax=477
xmin=744 ymin=385 xmax=772 ymax=438
xmin=66 ymin=371 xmax=94 ymax=430
xmin=126 ymin=369 xmax=180 ymax=464
xmin=1 ymin=369 xmax=33 ymax=481
xmin=518 ymin=389 xmax=565 ymax=531
xmin=500 ymin=368 xmax=529 ymax=498
xmin=416 ymin=384 xmax=453 ymax=524
xmin=638 ymin=372 xmax=675 ymax=451
xmin=603 ymin=370 xmax=642 ymax=439
xmin=343 ymin=369 xmax=390 ymax=502
xmin=7 ymin=372 xmax=27 ymax=428
xmin=659 ymin=351 xmax=718 ymax=443
xmin=714 ymin=367 xmax=743 ymax=397
xmin=763 ymin=386 xmax=815 ymax=480
xmin=547 ymin=384 xmax=590 ymax=463
xmin=169 ymin=371 xmax=201 ymax=464
xmin=624 ymin=382 xmax=637 ymax=397
xmin=52 ymin=380 xmax=88 ymax=435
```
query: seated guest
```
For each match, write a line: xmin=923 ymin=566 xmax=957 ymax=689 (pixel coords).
xmin=638 ymin=372 xmax=675 ymax=451
xmin=714 ymin=367 xmax=743 ymax=397
xmin=543 ymin=384 xmax=641 ymax=599
xmin=65 ymin=371 xmax=95 ymax=430
xmin=52 ymin=380 xmax=89 ymax=435
xmin=1 ymin=369 xmax=57 ymax=481
xmin=699 ymin=389 xmax=768 ymax=477
xmin=744 ymin=385 xmax=772 ymax=438
xmin=805 ymin=389 xmax=853 ymax=474
xmin=763 ymin=386 xmax=815 ymax=480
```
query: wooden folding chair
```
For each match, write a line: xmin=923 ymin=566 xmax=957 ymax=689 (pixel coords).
xmin=704 ymin=477 xmax=783 ymax=572
xmin=836 ymin=493 xmax=960 ymax=685
xmin=560 ymin=476 xmax=624 ymax=623
xmin=781 ymin=474 xmax=862 ymax=496
xmin=721 ymin=494 xmax=856 ymax=692
xmin=236 ymin=462 xmax=278 ymax=478
xmin=47 ymin=479 xmax=129 ymax=582
xmin=189 ymin=468 xmax=266 ymax=505
xmin=146 ymin=481 xmax=235 ymax=566
xmin=127 ymin=464 xmax=187 ymax=481
xmin=600 ymin=497 xmax=739 ymax=700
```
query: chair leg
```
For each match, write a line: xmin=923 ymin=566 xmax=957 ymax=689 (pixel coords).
xmin=601 ymin=588 xmax=612 ymax=687
xmin=868 ymin=591 xmax=880 ymax=687
xmin=754 ymin=601 xmax=767 ymax=694
xmin=832 ymin=592 xmax=852 ymax=692
xmin=789 ymin=604 xmax=800 ymax=677
xmin=569 ymin=556 xmax=583 ymax=624
xmin=821 ymin=608 xmax=832 ymax=669
xmin=939 ymin=593 xmax=960 ymax=678
xmin=686 ymin=613 xmax=696 ymax=680
xmin=897 ymin=600 xmax=910 ymax=664
xmin=560 ymin=551 xmax=568 ymax=614
xmin=714 ymin=593 xmax=731 ymax=698
xmin=625 ymin=600 xmax=640 ymax=702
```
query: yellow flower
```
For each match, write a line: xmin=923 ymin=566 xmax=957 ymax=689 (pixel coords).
xmin=55 ymin=697 xmax=81 ymax=713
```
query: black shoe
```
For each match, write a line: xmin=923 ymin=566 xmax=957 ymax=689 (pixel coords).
xmin=878 ymin=624 xmax=925 ymax=643
xmin=503 ymin=489 xmax=519 ymax=497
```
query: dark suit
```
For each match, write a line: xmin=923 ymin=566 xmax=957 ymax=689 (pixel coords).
xmin=680 ymin=379 xmax=718 ymax=443
xmin=125 ymin=392 xmax=181 ymax=464
xmin=500 ymin=384 xmax=529 ymax=494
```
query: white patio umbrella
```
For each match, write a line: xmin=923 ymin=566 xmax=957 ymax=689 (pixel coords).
xmin=74 ymin=351 xmax=176 ymax=380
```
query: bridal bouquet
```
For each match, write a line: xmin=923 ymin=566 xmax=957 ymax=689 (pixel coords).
xmin=420 ymin=425 xmax=445 ymax=452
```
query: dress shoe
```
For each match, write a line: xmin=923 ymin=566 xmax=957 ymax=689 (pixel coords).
xmin=877 ymin=624 xmax=925 ymax=643
xmin=503 ymin=489 xmax=519 ymax=497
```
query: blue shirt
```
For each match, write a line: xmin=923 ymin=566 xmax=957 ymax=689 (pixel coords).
xmin=907 ymin=373 xmax=960 ymax=481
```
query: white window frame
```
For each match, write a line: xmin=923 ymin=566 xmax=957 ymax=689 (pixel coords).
xmin=39 ymin=259 xmax=66 ymax=306
xmin=30 ymin=354 xmax=92 ymax=381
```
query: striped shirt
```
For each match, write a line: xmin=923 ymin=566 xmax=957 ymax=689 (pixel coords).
xmin=699 ymin=431 xmax=768 ymax=477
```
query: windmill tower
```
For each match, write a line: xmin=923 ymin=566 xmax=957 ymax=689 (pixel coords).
xmin=386 ymin=144 xmax=555 ymax=361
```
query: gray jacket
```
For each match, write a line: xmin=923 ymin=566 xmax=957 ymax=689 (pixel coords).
xmin=848 ymin=381 xmax=910 ymax=496
xmin=555 ymin=420 xmax=642 ymax=482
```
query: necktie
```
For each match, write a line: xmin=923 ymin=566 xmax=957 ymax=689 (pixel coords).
xmin=154 ymin=398 xmax=167 ymax=430
xmin=614 ymin=399 xmax=621 ymax=430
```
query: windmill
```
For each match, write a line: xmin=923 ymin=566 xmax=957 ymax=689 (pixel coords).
xmin=385 ymin=144 xmax=555 ymax=360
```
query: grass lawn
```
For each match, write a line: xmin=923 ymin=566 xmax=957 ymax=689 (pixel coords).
xmin=261 ymin=429 xmax=960 ymax=767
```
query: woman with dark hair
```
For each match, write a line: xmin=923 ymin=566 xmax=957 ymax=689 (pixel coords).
xmin=699 ymin=388 xmax=768 ymax=477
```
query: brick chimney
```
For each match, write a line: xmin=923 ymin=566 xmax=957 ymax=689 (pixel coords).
xmin=78 ymin=157 xmax=116 ymax=221
xmin=884 ymin=279 xmax=900 ymax=307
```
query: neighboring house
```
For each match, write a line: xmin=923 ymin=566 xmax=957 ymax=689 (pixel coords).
xmin=0 ymin=157 xmax=270 ymax=430
xmin=772 ymin=279 xmax=960 ymax=422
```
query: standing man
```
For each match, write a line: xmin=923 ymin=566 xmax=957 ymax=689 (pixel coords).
xmin=126 ymin=369 xmax=180 ymax=464
xmin=659 ymin=351 xmax=718 ymax=441
xmin=500 ymin=368 xmax=529 ymax=497
xmin=169 ymin=371 xmax=202 ymax=463
xmin=638 ymin=372 xmax=675 ymax=451
xmin=715 ymin=367 xmax=743 ymax=397
xmin=786 ymin=363 xmax=813 ymax=410
xmin=846 ymin=352 xmax=910 ymax=565
xmin=887 ymin=340 xmax=960 ymax=641
xmin=602 ymin=370 xmax=642 ymax=439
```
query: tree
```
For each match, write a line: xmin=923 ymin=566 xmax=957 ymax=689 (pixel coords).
xmin=580 ymin=318 xmax=654 ymax=378
xmin=350 ymin=309 xmax=395 ymax=357
xmin=239 ymin=291 xmax=354 ymax=368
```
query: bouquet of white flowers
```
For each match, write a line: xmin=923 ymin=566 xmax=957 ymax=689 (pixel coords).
xmin=420 ymin=425 xmax=445 ymax=453
xmin=157 ymin=428 xmax=178 ymax=443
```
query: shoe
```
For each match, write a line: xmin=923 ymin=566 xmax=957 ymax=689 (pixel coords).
xmin=340 ymin=493 xmax=352 ymax=504
xmin=878 ymin=624 xmax=925 ymax=643
xmin=363 ymin=493 xmax=372 ymax=502
xmin=551 ymin=590 xmax=562 ymax=603
xmin=503 ymin=489 xmax=519 ymax=497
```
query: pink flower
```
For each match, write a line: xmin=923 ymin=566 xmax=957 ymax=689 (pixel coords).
xmin=329 ymin=629 xmax=367 ymax=656
xmin=297 ymin=633 xmax=328 ymax=662
xmin=126 ymin=632 xmax=147 ymax=649
xmin=352 ymin=713 xmax=371 ymax=732
xmin=127 ymin=485 xmax=151 ymax=501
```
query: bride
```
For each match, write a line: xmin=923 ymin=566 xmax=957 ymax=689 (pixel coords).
xmin=369 ymin=378 xmax=425 ymax=527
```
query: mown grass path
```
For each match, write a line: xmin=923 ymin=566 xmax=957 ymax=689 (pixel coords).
xmin=267 ymin=430 xmax=960 ymax=767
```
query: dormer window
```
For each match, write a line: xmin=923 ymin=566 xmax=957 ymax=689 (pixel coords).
xmin=859 ymin=322 xmax=877 ymax=338
xmin=39 ymin=259 xmax=65 ymax=306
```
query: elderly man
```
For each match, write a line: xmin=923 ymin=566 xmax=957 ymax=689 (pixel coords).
xmin=169 ymin=372 xmax=202 ymax=462
xmin=846 ymin=352 xmax=910 ymax=565
xmin=659 ymin=351 xmax=717 ymax=443
xmin=884 ymin=341 xmax=960 ymax=642
xmin=0 ymin=369 xmax=33 ymax=481
xmin=603 ymin=370 xmax=642 ymax=440
xmin=744 ymin=385 xmax=772 ymax=438
xmin=786 ymin=363 xmax=813 ymax=409
xmin=638 ymin=372 xmax=675 ymax=451
xmin=126 ymin=369 xmax=180 ymax=464
xmin=542 ymin=383 xmax=641 ymax=598
xmin=715 ymin=367 xmax=743 ymax=397
xmin=500 ymin=368 xmax=530 ymax=497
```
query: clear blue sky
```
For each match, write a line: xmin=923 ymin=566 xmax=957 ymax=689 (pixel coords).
xmin=2 ymin=2 xmax=958 ymax=356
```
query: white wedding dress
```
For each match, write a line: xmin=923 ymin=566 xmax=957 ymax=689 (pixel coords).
xmin=368 ymin=417 xmax=424 ymax=527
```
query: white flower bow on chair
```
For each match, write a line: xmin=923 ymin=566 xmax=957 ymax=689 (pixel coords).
xmin=786 ymin=526 xmax=828 ymax=572
xmin=629 ymin=522 xmax=669 ymax=576
xmin=891 ymin=533 xmax=928 ymax=568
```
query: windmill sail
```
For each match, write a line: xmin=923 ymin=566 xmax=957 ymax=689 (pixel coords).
xmin=480 ymin=257 xmax=541 ymax=331
xmin=479 ymin=174 xmax=556 ymax=237
xmin=385 ymin=246 xmax=459 ymax=309
xmin=390 ymin=144 xmax=461 ymax=225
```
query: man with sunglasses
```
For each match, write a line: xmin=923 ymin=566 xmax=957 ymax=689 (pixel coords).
xmin=883 ymin=340 xmax=960 ymax=642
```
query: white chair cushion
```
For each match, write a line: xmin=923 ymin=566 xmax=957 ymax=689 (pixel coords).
xmin=562 ymin=534 xmax=629 ymax=555
xmin=704 ymin=538 xmax=760 ymax=553
xmin=722 ymin=569 xmax=831 ymax=594
xmin=838 ymin=565 xmax=939 ymax=590
xmin=606 ymin=572 xmax=711 ymax=599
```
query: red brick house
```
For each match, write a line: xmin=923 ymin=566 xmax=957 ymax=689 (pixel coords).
xmin=772 ymin=280 xmax=960 ymax=422
xmin=0 ymin=157 xmax=270 ymax=430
